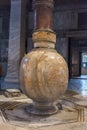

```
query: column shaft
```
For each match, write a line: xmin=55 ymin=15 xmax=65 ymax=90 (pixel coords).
xmin=2 ymin=0 xmax=27 ymax=89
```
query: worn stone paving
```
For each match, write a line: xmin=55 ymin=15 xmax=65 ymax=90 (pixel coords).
xmin=68 ymin=79 xmax=87 ymax=97
xmin=0 ymin=91 xmax=87 ymax=130
xmin=0 ymin=79 xmax=87 ymax=130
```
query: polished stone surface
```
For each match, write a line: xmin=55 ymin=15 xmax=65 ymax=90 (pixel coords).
xmin=20 ymin=48 xmax=68 ymax=114
xmin=68 ymin=77 xmax=87 ymax=97
xmin=0 ymin=78 xmax=87 ymax=130
xmin=2 ymin=0 xmax=26 ymax=89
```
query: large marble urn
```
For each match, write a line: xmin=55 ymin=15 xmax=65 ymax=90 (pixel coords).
xmin=20 ymin=0 xmax=68 ymax=115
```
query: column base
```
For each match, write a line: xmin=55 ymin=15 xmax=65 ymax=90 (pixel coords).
xmin=1 ymin=80 xmax=20 ymax=90
xmin=26 ymin=102 xmax=58 ymax=116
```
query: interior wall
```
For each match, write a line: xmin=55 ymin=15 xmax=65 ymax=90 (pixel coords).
xmin=69 ymin=39 xmax=87 ymax=77
xmin=53 ymin=11 xmax=78 ymax=30
xmin=69 ymin=43 xmax=80 ymax=77
xmin=82 ymin=67 xmax=87 ymax=75
xmin=56 ymin=38 xmax=68 ymax=62
xmin=0 ymin=6 xmax=10 ymax=78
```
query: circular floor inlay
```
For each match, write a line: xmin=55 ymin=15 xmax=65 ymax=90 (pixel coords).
xmin=2 ymin=103 xmax=78 ymax=128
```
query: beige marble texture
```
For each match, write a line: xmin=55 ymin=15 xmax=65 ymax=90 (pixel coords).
xmin=20 ymin=48 xmax=68 ymax=114
xmin=0 ymin=123 xmax=28 ymax=130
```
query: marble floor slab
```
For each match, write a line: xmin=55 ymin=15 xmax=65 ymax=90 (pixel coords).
xmin=0 ymin=78 xmax=87 ymax=130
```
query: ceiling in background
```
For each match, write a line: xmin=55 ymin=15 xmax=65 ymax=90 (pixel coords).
xmin=0 ymin=0 xmax=10 ymax=6
xmin=55 ymin=0 xmax=87 ymax=5
xmin=0 ymin=0 xmax=87 ymax=8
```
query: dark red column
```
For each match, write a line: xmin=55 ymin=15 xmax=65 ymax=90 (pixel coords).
xmin=33 ymin=0 xmax=54 ymax=30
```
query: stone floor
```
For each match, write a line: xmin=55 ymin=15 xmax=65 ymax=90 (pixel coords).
xmin=68 ymin=78 xmax=87 ymax=97
xmin=0 ymin=77 xmax=87 ymax=130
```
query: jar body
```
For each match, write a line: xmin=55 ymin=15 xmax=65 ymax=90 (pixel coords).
xmin=20 ymin=48 xmax=68 ymax=115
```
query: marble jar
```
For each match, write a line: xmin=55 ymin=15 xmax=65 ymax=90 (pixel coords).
xmin=20 ymin=48 xmax=68 ymax=115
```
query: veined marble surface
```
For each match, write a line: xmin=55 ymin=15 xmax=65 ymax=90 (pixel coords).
xmin=20 ymin=48 xmax=68 ymax=104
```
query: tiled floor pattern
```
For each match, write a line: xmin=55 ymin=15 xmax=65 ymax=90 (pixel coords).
xmin=0 ymin=78 xmax=87 ymax=130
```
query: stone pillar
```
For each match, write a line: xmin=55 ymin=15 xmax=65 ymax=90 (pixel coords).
xmin=33 ymin=0 xmax=53 ymax=30
xmin=2 ymin=0 xmax=27 ymax=89
xmin=20 ymin=0 xmax=68 ymax=115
